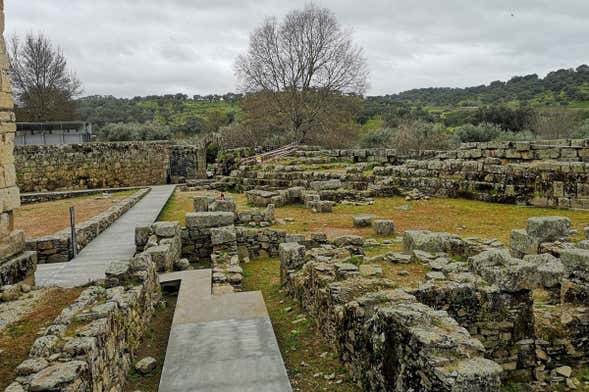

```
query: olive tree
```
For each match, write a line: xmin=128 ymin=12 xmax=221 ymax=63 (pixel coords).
xmin=235 ymin=4 xmax=368 ymax=143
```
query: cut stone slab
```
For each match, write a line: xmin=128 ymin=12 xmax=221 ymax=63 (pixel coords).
xmin=185 ymin=212 xmax=235 ymax=229
xmin=526 ymin=216 xmax=571 ymax=243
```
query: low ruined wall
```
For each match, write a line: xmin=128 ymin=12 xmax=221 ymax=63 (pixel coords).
xmin=374 ymin=158 xmax=589 ymax=208
xmin=5 ymin=251 xmax=161 ymax=392
xmin=281 ymin=245 xmax=503 ymax=391
xmin=15 ymin=142 xmax=171 ymax=192
xmin=445 ymin=139 xmax=589 ymax=163
xmin=20 ymin=187 xmax=144 ymax=205
xmin=27 ymin=188 xmax=150 ymax=264
xmin=0 ymin=250 xmax=36 ymax=286
xmin=217 ymin=140 xmax=589 ymax=209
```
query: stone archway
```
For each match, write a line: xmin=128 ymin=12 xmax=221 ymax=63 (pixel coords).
xmin=196 ymin=133 xmax=223 ymax=179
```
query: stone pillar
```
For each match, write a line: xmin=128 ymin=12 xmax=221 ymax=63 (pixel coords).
xmin=0 ymin=0 xmax=23 ymax=263
xmin=196 ymin=145 xmax=207 ymax=179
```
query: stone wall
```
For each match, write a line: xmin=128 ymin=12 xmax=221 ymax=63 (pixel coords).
xmin=446 ymin=139 xmax=589 ymax=163
xmin=20 ymin=187 xmax=144 ymax=205
xmin=15 ymin=142 xmax=171 ymax=192
xmin=169 ymin=145 xmax=199 ymax=183
xmin=281 ymin=244 xmax=503 ymax=391
xmin=27 ymin=189 xmax=150 ymax=264
xmin=0 ymin=0 xmax=30 ymax=288
xmin=219 ymin=141 xmax=589 ymax=209
xmin=5 ymin=250 xmax=161 ymax=392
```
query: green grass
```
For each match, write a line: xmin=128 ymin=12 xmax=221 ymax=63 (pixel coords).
xmin=242 ymin=258 xmax=358 ymax=391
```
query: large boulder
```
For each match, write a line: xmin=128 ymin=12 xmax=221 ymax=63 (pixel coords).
xmin=209 ymin=199 xmax=236 ymax=213
xmin=559 ymin=248 xmax=589 ymax=273
xmin=193 ymin=195 xmax=215 ymax=212
xmin=522 ymin=253 xmax=565 ymax=288
xmin=510 ymin=229 xmax=539 ymax=257
xmin=353 ymin=215 xmax=373 ymax=228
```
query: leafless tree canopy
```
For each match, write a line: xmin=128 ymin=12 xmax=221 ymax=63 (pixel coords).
xmin=235 ymin=4 xmax=368 ymax=142
xmin=9 ymin=33 xmax=82 ymax=121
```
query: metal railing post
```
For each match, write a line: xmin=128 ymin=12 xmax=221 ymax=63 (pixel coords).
xmin=70 ymin=206 xmax=77 ymax=257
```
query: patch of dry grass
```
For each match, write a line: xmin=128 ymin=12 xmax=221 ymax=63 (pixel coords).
xmin=273 ymin=197 xmax=589 ymax=243
xmin=14 ymin=190 xmax=137 ymax=239
xmin=0 ymin=287 xmax=83 ymax=390
xmin=160 ymin=190 xmax=589 ymax=243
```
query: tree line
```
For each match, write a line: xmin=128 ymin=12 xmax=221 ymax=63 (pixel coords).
xmin=8 ymin=4 xmax=589 ymax=150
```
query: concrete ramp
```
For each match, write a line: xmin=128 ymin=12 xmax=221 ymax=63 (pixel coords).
xmin=35 ymin=185 xmax=175 ymax=287
xmin=159 ymin=270 xmax=292 ymax=392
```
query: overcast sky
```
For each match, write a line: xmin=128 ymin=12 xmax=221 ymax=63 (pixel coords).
xmin=6 ymin=1 xmax=589 ymax=97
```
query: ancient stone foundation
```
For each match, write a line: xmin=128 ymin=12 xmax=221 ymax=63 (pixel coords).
xmin=216 ymin=141 xmax=589 ymax=210
xmin=281 ymin=243 xmax=503 ymax=391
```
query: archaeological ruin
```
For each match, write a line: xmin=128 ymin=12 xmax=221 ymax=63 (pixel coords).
xmin=2 ymin=4 xmax=589 ymax=392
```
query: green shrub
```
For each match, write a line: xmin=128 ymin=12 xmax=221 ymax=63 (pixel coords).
xmin=494 ymin=130 xmax=536 ymax=141
xmin=98 ymin=121 xmax=172 ymax=141
xmin=454 ymin=123 xmax=502 ymax=143
xmin=359 ymin=128 xmax=395 ymax=147
xmin=575 ymin=119 xmax=589 ymax=138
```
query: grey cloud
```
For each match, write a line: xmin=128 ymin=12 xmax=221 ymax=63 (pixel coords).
xmin=6 ymin=0 xmax=589 ymax=96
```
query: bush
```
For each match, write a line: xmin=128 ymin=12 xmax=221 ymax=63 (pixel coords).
xmin=454 ymin=123 xmax=502 ymax=143
xmin=494 ymin=130 xmax=536 ymax=141
xmin=575 ymin=119 xmax=589 ymax=138
xmin=98 ymin=121 xmax=172 ymax=141
xmin=392 ymin=120 xmax=450 ymax=153
xmin=359 ymin=128 xmax=395 ymax=148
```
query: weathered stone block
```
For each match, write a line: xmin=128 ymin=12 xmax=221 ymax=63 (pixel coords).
xmin=152 ymin=221 xmax=180 ymax=238
xmin=373 ymin=220 xmax=394 ymax=236
xmin=279 ymin=242 xmax=306 ymax=286
xmin=510 ymin=229 xmax=539 ymax=257
xmin=185 ymin=212 xmax=235 ymax=229
xmin=526 ymin=216 xmax=570 ymax=243
xmin=352 ymin=215 xmax=373 ymax=227
xmin=210 ymin=225 xmax=237 ymax=246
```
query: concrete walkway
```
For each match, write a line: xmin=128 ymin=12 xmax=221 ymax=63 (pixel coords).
xmin=35 ymin=185 xmax=176 ymax=287
xmin=159 ymin=270 xmax=292 ymax=392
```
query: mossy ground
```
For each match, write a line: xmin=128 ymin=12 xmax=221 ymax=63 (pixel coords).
xmin=0 ymin=288 xmax=83 ymax=390
xmin=125 ymin=292 xmax=177 ymax=392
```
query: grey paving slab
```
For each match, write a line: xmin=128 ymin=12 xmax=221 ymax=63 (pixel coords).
xmin=35 ymin=185 xmax=176 ymax=287
xmin=159 ymin=271 xmax=292 ymax=392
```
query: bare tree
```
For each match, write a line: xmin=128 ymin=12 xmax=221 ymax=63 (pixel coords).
xmin=8 ymin=33 xmax=82 ymax=121
xmin=528 ymin=108 xmax=580 ymax=140
xmin=235 ymin=4 xmax=368 ymax=143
